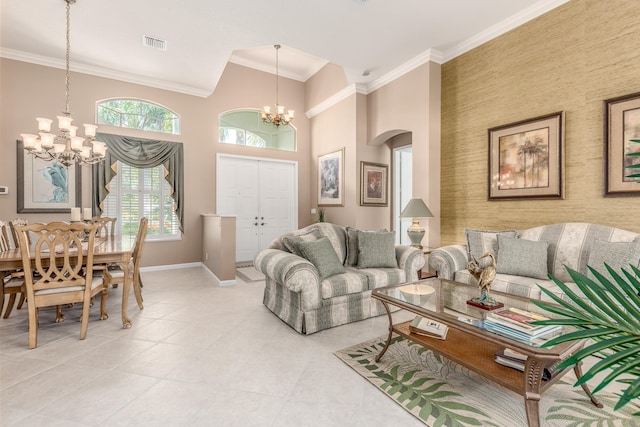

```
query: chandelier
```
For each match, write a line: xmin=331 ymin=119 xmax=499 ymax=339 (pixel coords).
xmin=261 ymin=45 xmax=294 ymax=127
xmin=20 ymin=0 xmax=106 ymax=167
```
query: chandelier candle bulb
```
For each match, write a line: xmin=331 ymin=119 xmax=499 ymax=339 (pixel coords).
xmin=57 ymin=115 xmax=73 ymax=131
xmin=81 ymin=146 xmax=91 ymax=159
xmin=54 ymin=144 xmax=65 ymax=154
xmin=20 ymin=134 xmax=38 ymax=149
xmin=70 ymin=136 xmax=85 ymax=151
xmin=84 ymin=124 xmax=97 ymax=137
xmin=39 ymin=132 xmax=55 ymax=148
xmin=37 ymin=118 xmax=53 ymax=132
xmin=69 ymin=125 xmax=78 ymax=137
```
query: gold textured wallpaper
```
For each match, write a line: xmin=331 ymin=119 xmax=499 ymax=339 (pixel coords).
xmin=440 ymin=0 xmax=640 ymax=245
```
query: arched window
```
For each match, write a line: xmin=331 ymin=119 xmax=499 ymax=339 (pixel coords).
xmin=218 ymin=109 xmax=295 ymax=152
xmin=97 ymin=98 xmax=180 ymax=135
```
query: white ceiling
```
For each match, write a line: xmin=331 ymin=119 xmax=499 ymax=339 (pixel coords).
xmin=0 ymin=0 xmax=568 ymax=98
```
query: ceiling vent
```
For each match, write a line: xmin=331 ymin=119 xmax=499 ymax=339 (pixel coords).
xmin=142 ymin=35 xmax=167 ymax=51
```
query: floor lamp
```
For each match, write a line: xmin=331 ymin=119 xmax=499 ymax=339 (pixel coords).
xmin=400 ymin=198 xmax=433 ymax=249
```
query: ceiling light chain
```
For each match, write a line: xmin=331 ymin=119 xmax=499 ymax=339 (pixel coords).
xmin=261 ymin=44 xmax=294 ymax=128
xmin=20 ymin=0 xmax=106 ymax=168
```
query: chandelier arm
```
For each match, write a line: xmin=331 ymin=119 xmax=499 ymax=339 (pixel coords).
xmin=65 ymin=0 xmax=71 ymax=115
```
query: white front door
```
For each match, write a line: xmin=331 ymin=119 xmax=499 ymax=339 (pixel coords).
xmin=217 ymin=155 xmax=297 ymax=263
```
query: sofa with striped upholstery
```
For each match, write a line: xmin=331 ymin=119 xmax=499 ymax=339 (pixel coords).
xmin=254 ymin=223 xmax=425 ymax=334
xmin=428 ymin=223 xmax=640 ymax=304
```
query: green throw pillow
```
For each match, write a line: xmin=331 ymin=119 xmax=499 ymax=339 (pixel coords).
xmin=297 ymin=237 xmax=346 ymax=281
xmin=587 ymin=239 xmax=640 ymax=282
xmin=357 ymin=230 xmax=397 ymax=269
xmin=496 ymin=235 xmax=549 ymax=280
xmin=281 ymin=228 xmax=323 ymax=257
xmin=345 ymin=226 xmax=361 ymax=266
xmin=465 ymin=228 xmax=518 ymax=269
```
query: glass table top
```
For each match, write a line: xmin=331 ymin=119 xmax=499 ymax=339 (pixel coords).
xmin=373 ymin=278 xmax=565 ymax=348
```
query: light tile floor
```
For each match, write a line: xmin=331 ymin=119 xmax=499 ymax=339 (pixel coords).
xmin=1 ymin=267 xmax=421 ymax=427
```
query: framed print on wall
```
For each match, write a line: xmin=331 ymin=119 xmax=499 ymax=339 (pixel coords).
xmin=318 ymin=148 xmax=344 ymax=206
xmin=604 ymin=92 xmax=640 ymax=196
xmin=360 ymin=161 xmax=388 ymax=206
xmin=17 ymin=140 xmax=82 ymax=213
xmin=488 ymin=112 xmax=564 ymax=200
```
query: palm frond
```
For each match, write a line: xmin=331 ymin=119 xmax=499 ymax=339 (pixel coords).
xmin=530 ymin=264 xmax=640 ymax=412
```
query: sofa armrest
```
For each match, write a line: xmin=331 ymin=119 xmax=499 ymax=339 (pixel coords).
xmin=428 ymin=244 xmax=468 ymax=280
xmin=254 ymin=249 xmax=319 ymax=292
xmin=395 ymin=245 xmax=425 ymax=282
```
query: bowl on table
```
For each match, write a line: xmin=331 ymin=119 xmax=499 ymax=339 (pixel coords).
xmin=399 ymin=284 xmax=435 ymax=306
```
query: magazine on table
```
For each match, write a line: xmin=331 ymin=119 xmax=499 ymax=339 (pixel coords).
xmin=494 ymin=349 xmax=561 ymax=380
xmin=409 ymin=316 xmax=448 ymax=340
xmin=486 ymin=308 xmax=561 ymax=337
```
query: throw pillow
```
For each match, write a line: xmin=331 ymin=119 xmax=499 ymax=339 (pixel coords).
xmin=587 ymin=239 xmax=640 ymax=282
xmin=357 ymin=230 xmax=397 ymax=269
xmin=465 ymin=229 xmax=518 ymax=268
xmin=496 ymin=235 xmax=549 ymax=280
xmin=297 ymin=237 xmax=346 ymax=281
xmin=345 ymin=226 xmax=361 ymax=266
xmin=281 ymin=228 xmax=323 ymax=257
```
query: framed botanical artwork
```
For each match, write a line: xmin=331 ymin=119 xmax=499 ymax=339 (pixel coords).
xmin=17 ymin=140 xmax=82 ymax=213
xmin=318 ymin=148 xmax=344 ymax=206
xmin=488 ymin=112 xmax=564 ymax=200
xmin=360 ymin=161 xmax=388 ymax=206
xmin=604 ymin=92 xmax=640 ymax=196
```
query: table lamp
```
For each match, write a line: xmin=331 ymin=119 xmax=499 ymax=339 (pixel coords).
xmin=400 ymin=198 xmax=433 ymax=248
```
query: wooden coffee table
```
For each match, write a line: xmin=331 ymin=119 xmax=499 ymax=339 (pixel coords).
xmin=372 ymin=278 xmax=602 ymax=427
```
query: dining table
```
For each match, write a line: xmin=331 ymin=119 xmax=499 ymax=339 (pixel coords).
xmin=0 ymin=236 xmax=138 ymax=328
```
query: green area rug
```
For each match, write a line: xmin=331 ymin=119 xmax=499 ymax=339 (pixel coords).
xmin=334 ymin=335 xmax=639 ymax=426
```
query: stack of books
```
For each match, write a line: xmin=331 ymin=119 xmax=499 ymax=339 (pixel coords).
xmin=409 ymin=316 xmax=449 ymax=340
xmin=483 ymin=307 xmax=561 ymax=345
xmin=495 ymin=348 xmax=560 ymax=380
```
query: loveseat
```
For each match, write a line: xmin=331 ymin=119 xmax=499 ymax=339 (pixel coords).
xmin=254 ymin=223 xmax=425 ymax=334
xmin=428 ymin=222 xmax=640 ymax=303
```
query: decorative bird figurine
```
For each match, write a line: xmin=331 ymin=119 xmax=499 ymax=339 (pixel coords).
xmin=466 ymin=253 xmax=498 ymax=306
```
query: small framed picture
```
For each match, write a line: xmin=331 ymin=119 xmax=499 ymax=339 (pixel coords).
xmin=17 ymin=140 xmax=82 ymax=213
xmin=488 ymin=112 xmax=564 ymax=200
xmin=604 ymin=92 xmax=640 ymax=196
xmin=360 ymin=161 xmax=388 ymax=206
xmin=318 ymin=148 xmax=344 ymax=207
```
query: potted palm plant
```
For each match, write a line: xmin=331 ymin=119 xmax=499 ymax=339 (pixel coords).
xmin=530 ymin=264 xmax=640 ymax=413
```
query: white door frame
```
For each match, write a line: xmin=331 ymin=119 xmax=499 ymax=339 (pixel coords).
xmin=216 ymin=153 xmax=298 ymax=259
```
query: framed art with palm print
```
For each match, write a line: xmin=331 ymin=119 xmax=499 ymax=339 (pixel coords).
xmin=488 ymin=112 xmax=564 ymax=200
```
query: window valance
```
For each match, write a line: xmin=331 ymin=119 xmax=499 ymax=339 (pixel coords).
xmin=92 ymin=133 xmax=184 ymax=232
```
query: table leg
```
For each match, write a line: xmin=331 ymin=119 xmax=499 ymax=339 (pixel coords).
xmin=574 ymin=362 xmax=603 ymax=408
xmin=121 ymin=262 xmax=132 ymax=329
xmin=375 ymin=301 xmax=394 ymax=363
xmin=523 ymin=357 xmax=545 ymax=427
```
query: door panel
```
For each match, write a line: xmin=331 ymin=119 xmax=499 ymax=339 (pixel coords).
xmin=217 ymin=155 xmax=297 ymax=263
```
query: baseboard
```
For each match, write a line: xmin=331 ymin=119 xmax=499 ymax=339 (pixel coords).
xmin=139 ymin=262 xmax=236 ymax=286
xmin=140 ymin=262 xmax=203 ymax=272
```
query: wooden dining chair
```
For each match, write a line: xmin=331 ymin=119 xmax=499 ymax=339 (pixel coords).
xmin=9 ymin=218 xmax=29 ymax=248
xmin=15 ymin=221 xmax=109 ymax=349
xmin=1 ymin=220 xmax=25 ymax=319
xmin=90 ymin=216 xmax=117 ymax=237
xmin=104 ymin=217 xmax=148 ymax=309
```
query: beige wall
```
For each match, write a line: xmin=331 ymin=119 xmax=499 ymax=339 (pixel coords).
xmin=440 ymin=0 xmax=640 ymax=245
xmin=367 ymin=62 xmax=441 ymax=247
xmin=0 ymin=59 xmax=310 ymax=267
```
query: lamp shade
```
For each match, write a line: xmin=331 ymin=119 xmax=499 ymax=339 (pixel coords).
xmin=400 ymin=198 xmax=433 ymax=219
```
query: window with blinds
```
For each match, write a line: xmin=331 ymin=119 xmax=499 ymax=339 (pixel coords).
xmin=103 ymin=161 xmax=180 ymax=245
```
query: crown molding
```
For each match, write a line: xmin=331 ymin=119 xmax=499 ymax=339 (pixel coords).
xmin=305 ymin=84 xmax=367 ymax=119
xmin=442 ymin=0 xmax=570 ymax=62
xmin=1 ymin=48 xmax=211 ymax=98
xmin=229 ymin=54 xmax=329 ymax=82
xmin=364 ymin=48 xmax=444 ymax=94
